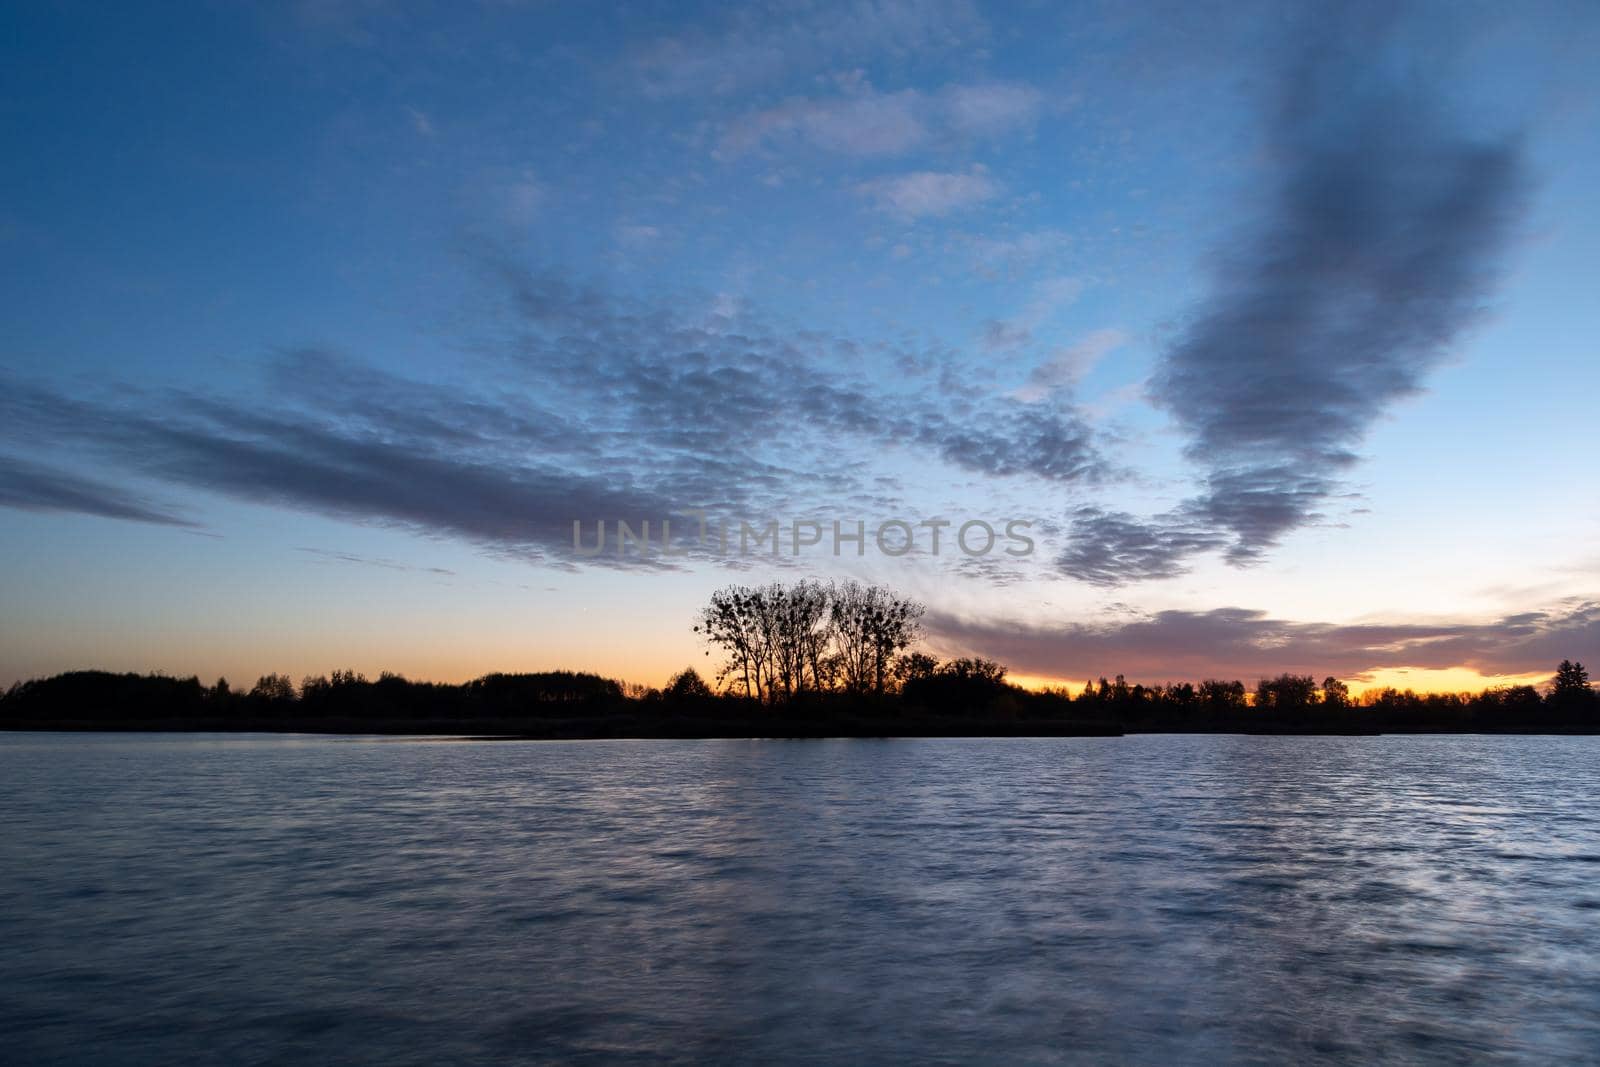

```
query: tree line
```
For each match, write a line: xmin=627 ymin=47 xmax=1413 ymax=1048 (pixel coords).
xmin=1 ymin=577 xmax=1595 ymax=735
xmin=2 ymin=655 xmax=1594 ymax=736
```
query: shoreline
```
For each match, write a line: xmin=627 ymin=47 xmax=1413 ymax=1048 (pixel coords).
xmin=13 ymin=722 xmax=1600 ymax=738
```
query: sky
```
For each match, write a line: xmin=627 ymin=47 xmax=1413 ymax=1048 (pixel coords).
xmin=2 ymin=0 xmax=1598 ymax=694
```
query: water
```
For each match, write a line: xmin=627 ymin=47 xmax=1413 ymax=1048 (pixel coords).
xmin=3 ymin=734 xmax=1600 ymax=1065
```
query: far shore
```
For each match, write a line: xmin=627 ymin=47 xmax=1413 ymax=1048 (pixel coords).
xmin=6 ymin=664 xmax=1596 ymax=739
xmin=18 ymin=717 xmax=1600 ymax=738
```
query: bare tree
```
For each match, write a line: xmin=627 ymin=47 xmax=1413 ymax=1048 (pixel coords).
xmin=695 ymin=585 xmax=770 ymax=701
xmin=697 ymin=579 xmax=925 ymax=701
xmin=829 ymin=580 xmax=926 ymax=695
xmin=772 ymin=579 xmax=831 ymax=699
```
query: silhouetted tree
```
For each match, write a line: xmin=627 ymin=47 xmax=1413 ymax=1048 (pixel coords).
xmin=1480 ymin=684 xmax=1544 ymax=720
xmin=1553 ymin=659 xmax=1591 ymax=694
xmin=249 ymin=673 xmax=296 ymax=703
xmin=830 ymin=580 xmax=925 ymax=695
xmin=1199 ymin=679 xmax=1247 ymax=711
xmin=1550 ymin=660 xmax=1596 ymax=713
xmin=894 ymin=651 xmax=939 ymax=688
xmin=939 ymin=657 xmax=1007 ymax=684
xmin=697 ymin=580 xmax=924 ymax=701
xmin=696 ymin=585 xmax=772 ymax=700
xmin=1256 ymin=674 xmax=1318 ymax=710
xmin=771 ymin=579 xmax=832 ymax=699
xmin=1322 ymin=677 xmax=1350 ymax=708
xmin=902 ymin=656 xmax=1012 ymax=715
xmin=665 ymin=667 xmax=713 ymax=701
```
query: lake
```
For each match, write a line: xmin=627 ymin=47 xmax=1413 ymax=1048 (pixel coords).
xmin=2 ymin=733 xmax=1599 ymax=1064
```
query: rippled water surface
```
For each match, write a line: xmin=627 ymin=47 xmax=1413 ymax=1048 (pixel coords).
xmin=4 ymin=734 xmax=1600 ymax=1064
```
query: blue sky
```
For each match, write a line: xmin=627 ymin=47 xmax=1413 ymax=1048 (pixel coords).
xmin=2 ymin=0 xmax=1598 ymax=691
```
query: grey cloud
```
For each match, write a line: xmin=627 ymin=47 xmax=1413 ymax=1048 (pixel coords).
xmin=1069 ymin=10 xmax=1528 ymax=584
xmin=928 ymin=600 xmax=1600 ymax=683
xmin=0 ymin=264 xmax=1105 ymax=572
xmin=21 ymin=387 xmax=709 ymax=568
xmin=1014 ymin=329 xmax=1126 ymax=402
xmin=485 ymin=257 xmax=1106 ymax=489
xmin=296 ymin=547 xmax=455 ymax=576
xmin=980 ymin=319 xmax=1033 ymax=352
xmin=0 ymin=454 xmax=193 ymax=527
xmin=1056 ymin=506 xmax=1224 ymax=586
xmin=978 ymin=276 xmax=1084 ymax=355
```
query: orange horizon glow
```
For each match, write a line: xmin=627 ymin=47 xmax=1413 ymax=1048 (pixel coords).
xmin=0 ymin=645 xmax=1564 ymax=701
xmin=1005 ymin=667 xmax=1556 ymax=699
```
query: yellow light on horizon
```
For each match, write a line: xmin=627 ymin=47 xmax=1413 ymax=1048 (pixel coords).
xmin=1347 ymin=666 xmax=1551 ymax=698
xmin=1007 ymin=673 xmax=1094 ymax=694
xmin=1003 ymin=667 xmax=1553 ymax=699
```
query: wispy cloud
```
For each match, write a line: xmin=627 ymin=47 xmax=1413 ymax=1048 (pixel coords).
xmin=714 ymin=79 xmax=1042 ymax=159
xmin=297 ymin=546 xmax=454 ymax=576
xmin=500 ymin=170 xmax=545 ymax=226
xmin=405 ymin=106 xmax=435 ymax=137
xmin=1012 ymin=328 xmax=1128 ymax=402
xmin=941 ymin=82 xmax=1044 ymax=137
xmin=965 ymin=229 xmax=1074 ymax=279
xmin=980 ymin=275 xmax=1086 ymax=354
xmin=626 ymin=0 xmax=986 ymax=98
xmin=0 ymin=262 xmax=1106 ymax=571
xmin=0 ymin=454 xmax=193 ymax=527
xmin=717 ymin=86 xmax=929 ymax=158
xmin=856 ymin=167 xmax=998 ymax=218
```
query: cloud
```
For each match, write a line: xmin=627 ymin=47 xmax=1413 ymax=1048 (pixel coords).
xmin=1013 ymin=328 xmax=1126 ymax=401
xmin=2 ymin=380 xmax=696 ymax=567
xmin=928 ymin=600 xmax=1600 ymax=684
xmin=614 ymin=223 xmax=663 ymax=247
xmin=965 ymin=229 xmax=1074 ymax=279
xmin=296 ymin=546 xmax=454 ymax=576
xmin=942 ymin=82 xmax=1044 ymax=137
xmin=0 ymin=264 xmax=1106 ymax=569
xmin=1063 ymin=10 xmax=1528 ymax=583
xmin=980 ymin=275 xmax=1086 ymax=353
xmin=501 ymin=171 xmax=545 ymax=226
xmin=627 ymin=0 xmax=986 ymax=98
xmin=714 ymin=80 xmax=1042 ymax=159
xmin=717 ymin=88 xmax=929 ymax=158
xmin=486 ymin=260 xmax=1103 ymax=485
xmin=0 ymin=454 xmax=192 ymax=527
xmin=857 ymin=167 xmax=998 ymax=218
xmin=406 ymin=106 xmax=435 ymax=137
xmin=1053 ymin=506 xmax=1224 ymax=586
